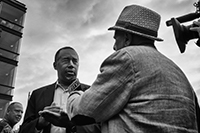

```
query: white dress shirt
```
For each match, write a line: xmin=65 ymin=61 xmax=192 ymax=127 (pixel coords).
xmin=50 ymin=82 xmax=69 ymax=133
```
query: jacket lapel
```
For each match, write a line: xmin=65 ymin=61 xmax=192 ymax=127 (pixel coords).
xmin=44 ymin=83 xmax=56 ymax=106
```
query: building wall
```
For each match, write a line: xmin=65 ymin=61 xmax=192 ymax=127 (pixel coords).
xmin=0 ymin=0 xmax=26 ymax=118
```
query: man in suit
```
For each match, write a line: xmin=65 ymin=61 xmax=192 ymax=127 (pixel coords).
xmin=65 ymin=4 xmax=199 ymax=133
xmin=19 ymin=46 xmax=100 ymax=133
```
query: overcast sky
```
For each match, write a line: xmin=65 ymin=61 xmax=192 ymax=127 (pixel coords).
xmin=13 ymin=0 xmax=200 ymax=126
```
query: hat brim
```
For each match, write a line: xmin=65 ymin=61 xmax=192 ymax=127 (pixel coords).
xmin=108 ymin=26 xmax=163 ymax=41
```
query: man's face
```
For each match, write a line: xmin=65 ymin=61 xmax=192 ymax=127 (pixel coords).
xmin=113 ymin=30 xmax=126 ymax=51
xmin=7 ymin=103 xmax=23 ymax=125
xmin=54 ymin=49 xmax=79 ymax=84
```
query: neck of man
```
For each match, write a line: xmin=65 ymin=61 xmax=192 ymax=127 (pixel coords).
xmin=3 ymin=117 xmax=14 ymax=128
xmin=58 ymin=79 xmax=76 ymax=90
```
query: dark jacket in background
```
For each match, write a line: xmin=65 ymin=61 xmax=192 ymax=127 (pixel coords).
xmin=19 ymin=82 xmax=100 ymax=133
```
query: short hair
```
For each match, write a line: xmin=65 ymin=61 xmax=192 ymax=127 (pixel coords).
xmin=54 ymin=46 xmax=78 ymax=62
xmin=6 ymin=102 xmax=22 ymax=112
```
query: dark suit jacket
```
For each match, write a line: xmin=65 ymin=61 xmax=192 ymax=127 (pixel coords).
xmin=19 ymin=82 xmax=99 ymax=133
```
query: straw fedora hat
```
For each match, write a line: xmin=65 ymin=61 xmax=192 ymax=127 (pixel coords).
xmin=108 ymin=4 xmax=163 ymax=41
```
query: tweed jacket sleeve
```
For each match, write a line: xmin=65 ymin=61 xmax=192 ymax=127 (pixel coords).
xmin=68 ymin=50 xmax=134 ymax=122
xmin=68 ymin=45 xmax=199 ymax=132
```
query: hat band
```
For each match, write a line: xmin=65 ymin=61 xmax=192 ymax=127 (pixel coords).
xmin=116 ymin=21 xmax=158 ymax=37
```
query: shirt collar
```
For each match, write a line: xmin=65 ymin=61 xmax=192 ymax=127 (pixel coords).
xmin=55 ymin=81 xmax=67 ymax=91
xmin=55 ymin=79 xmax=80 ymax=91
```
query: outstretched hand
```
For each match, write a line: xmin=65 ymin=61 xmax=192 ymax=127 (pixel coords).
xmin=39 ymin=105 xmax=74 ymax=128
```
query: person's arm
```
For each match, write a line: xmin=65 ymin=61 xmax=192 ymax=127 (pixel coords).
xmin=0 ymin=122 xmax=12 ymax=133
xmin=19 ymin=91 xmax=50 ymax=133
xmin=194 ymin=94 xmax=200 ymax=133
xmin=68 ymin=50 xmax=134 ymax=124
xmin=39 ymin=105 xmax=74 ymax=128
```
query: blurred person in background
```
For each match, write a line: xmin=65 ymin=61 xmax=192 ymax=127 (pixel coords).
xmin=0 ymin=102 xmax=23 ymax=133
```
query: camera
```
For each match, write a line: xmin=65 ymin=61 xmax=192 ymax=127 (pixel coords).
xmin=166 ymin=0 xmax=200 ymax=53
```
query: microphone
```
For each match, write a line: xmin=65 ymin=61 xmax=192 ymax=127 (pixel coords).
xmin=166 ymin=12 xmax=200 ymax=26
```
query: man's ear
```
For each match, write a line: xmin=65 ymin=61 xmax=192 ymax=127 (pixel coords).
xmin=53 ymin=62 xmax=57 ymax=70
xmin=6 ymin=111 xmax=10 ymax=116
xmin=124 ymin=33 xmax=132 ymax=46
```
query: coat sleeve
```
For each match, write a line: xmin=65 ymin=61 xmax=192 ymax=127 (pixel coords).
xmin=19 ymin=90 xmax=50 ymax=133
xmin=68 ymin=50 xmax=135 ymax=123
xmin=194 ymin=94 xmax=200 ymax=133
xmin=19 ymin=90 xmax=39 ymax=133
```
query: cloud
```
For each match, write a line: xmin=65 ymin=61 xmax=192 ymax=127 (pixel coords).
xmin=148 ymin=0 xmax=193 ymax=14
xmin=27 ymin=0 xmax=113 ymax=38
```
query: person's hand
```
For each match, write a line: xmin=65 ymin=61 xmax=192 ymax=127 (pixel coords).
xmin=39 ymin=104 xmax=74 ymax=128
xmin=190 ymin=20 xmax=200 ymax=37
xmin=36 ymin=103 xmax=59 ymax=130
xmin=36 ymin=115 xmax=50 ymax=130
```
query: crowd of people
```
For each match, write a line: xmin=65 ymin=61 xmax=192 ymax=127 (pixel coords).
xmin=1 ymin=3 xmax=200 ymax=133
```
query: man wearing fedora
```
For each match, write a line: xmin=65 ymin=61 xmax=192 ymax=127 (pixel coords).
xmin=43 ymin=4 xmax=199 ymax=133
